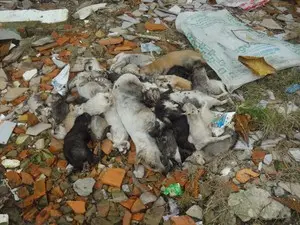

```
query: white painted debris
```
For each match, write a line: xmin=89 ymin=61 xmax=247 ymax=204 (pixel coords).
xmin=1 ymin=159 xmax=20 ymax=169
xmin=26 ymin=123 xmax=52 ymax=136
xmin=52 ymin=54 xmax=67 ymax=68
xmin=0 ymin=121 xmax=16 ymax=145
xmin=263 ymin=154 xmax=272 ymax=165
xmin=169 ymin=5 xmax=181 ymax=15
xmin=216 ymin=0 xmax=269 ymax=10
xmin=73 ymin=3 xmax=107 ymax=20
xmin=52 ymin=64 xmax=70 ymax=95
xmin=118 ymin=14 xmax=140 ymax=24
xmin=0 ymin=9 xmax=69 ymax=23
xmin=0 ymin=214 xmax=9 ymax=225
xmin=260 ymin=18 xmax=283 ymax=30
xmin=288 ymin=148 xmax=300 ymax=162
xmin=22 ymin=69 xmax=37 ymax=81
xmin=0 ymin=29 xmax=22 ymax=41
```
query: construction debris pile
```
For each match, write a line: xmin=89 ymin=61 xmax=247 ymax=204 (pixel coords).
xmin=1 ymin=0 xmax=300 ymax=225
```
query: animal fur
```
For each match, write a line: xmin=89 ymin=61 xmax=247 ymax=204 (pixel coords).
xmin=183 ymin=102 xmax=231 ymax=151
xmin=51 ymin=95 xmax=69 ymax=124
xmin=140 ymin=50 xmax=206 ymax=76
xmin=166 ymin=66 xmax=193 ymax=80
xmin=154 ymin=89 xmax=196 ymax=161
xmin=75 ymin=92 xmax=112 ymax=116
xmin=63 ymin=113 xmax=99 ymax=170
xmin=156 ymin=75 xmax=192 ymax=90
xmin=104 ymin=104 xmax=130 ymax=153
xmin=113 ymin=73 xmax=166 ymax=173
xmin=90 ymin=115 xmax=109 ymax=140
xmin=192 ymin=63 xmax=228 ymax=98
xmin=155 ymin=127 xmax=182 ymax=171
xmin=52 ymin=104 xmax=77 ymax=140
xmin=169 ymin=90 xmax=228 ymax=109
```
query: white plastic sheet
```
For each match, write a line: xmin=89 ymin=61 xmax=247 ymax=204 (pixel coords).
xmin=176 ymin=10 xmax=300 ymax=92
xmin=216 ymin=0 xmax=269 ymax=10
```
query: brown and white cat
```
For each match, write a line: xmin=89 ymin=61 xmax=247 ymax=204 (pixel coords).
xmin=140 ymin=50 xmax=206 ymax=76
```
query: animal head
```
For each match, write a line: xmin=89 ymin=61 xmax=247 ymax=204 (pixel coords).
xmin=182 ymin=103 xmax=198 ymax=115
xmin=74 ymin=112 xmax=92 ymax=127
xmin=139 ymin=65 xmax=151 ymax=75
xmin=136 ymin=149 xmax=166 ymax=173
xmin=74 ymin=105 xmax=84 ymax=116
xmin=113 ymin=73 xmax=143 ymax=94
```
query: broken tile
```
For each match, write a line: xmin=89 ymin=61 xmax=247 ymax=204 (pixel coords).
xmin=145 ymin=21 xmax=167 ymax=31
xmin=131 ymin=198 xmax=146 ymax=213
xmin=73 ymin=178 xmax=95 ymax=196
xmin=101 ymin=168 xmax=126 ymax=188
xmin=171 ymin=215 xmax=196 ymax=225
xmin=67 ymin=201 xmax=86 ymax=214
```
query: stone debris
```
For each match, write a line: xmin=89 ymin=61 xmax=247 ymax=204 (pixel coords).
xmin=73 ymin=178 xmax=95 ymax=196
xmin=186 ymin=205 xmax=203 ymax=220
xmin=228 ymin=187 xmax=291 ymax=222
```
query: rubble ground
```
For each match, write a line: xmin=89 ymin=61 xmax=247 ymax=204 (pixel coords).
xmin=1 ymin=0 xmax=300 ymax=225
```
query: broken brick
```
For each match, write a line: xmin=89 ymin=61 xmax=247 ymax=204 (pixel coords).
xmin=123 ymin=210 xmax=132 ymax=225
xmin=131 ymin=198 xmax=146 ymax=213
xmin=252 ymin=149 xmax=267 ymax=165
xmin=27 ymin=164 xmax=41 ymax=178
xmin=226 ymin=181 xmax=240 ymax=192
xmin=127 ymin=151 xmax=136 ymax=164
xmin=132 ymin=213 xmax=144 ymax=221
xmin=36 ymin=43 xmax=59 ymax=52
xmin=50 ymin=209 xmax=62 ymax=218
xmin=18 ymin=195 xmax=35 ymax=208
xmin=101 ymin=168 xmax=126 ymax=188
xmin=101 ymin=139 xmax=113 ymax=155
xmin=145 ymin=21 xmax=167 ymax=31
xmin=99 ymin=37 xmax=124 ymax=46
xmin=27 ymin=112 xmax=39 ymax=126
xmin=5 ymin=171 xmax=21 ymax=188
xmin=49 ymin=138 xmax=63 ymax=154
xmin=33 ymin=179 xmax=46 ymax=199
xmin=14 ymin=127 xmax=26 ymax=134
xmin=11 ymin=95 xmax=27 ymax=106
xmin=67 ymin=201 xmax=86 ymax=214
xmin=56 ymin=36 xmax=70 ymax=46
xmin=18 ymin=186 xmax=30 ymax=199
xmin=235 ymin=168 xmax=260 ymax=184
xmin=173 ymin=170 xmax=188 ymax=186
xmin=57 ymin=160 xmax=68 ymax=169
xmin=171 ymin=216 xmax=196 ymax=225
xmin=35 ymin=204 xmax=52 ymax=225
xmin=18 ymin=150 xmax=29 ymax=160
xmin=23 ymin=207 xmax=38 ymax=222
xmin=51 ymin=186 xmax=64 ymax=198
xmin=97 ymin=201 xmax=110 ymax=217
xmin=120 ymin=198 xmax=136 ymax=210
xmin=20 ymin=172 xmax=34 ymax=185
xmin=38 ymin=167 xmax=52 ymax=177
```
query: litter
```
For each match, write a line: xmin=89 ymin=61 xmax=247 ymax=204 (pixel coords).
xmin=0 ymin=9 xmax=69 ymax=23
xmin=260 ymin=19 xmax=282 ymax=30
xmin=211 ymin=111 xmax=236 ymax=137
xmin=73 ymin=3 xmax=107 ymax=20
xmin=162 ymin=183 xmax=183 ymax=197
xmin=216 ymin=0 xmax=270 ymax=10
xmin=26 ymin=123 xmax=52 ymax=136
xmin=52 ymin=65 xmax=70 ymax=96
xmin=263 ymin=154 xmax=272 ymax=165
xmin=176 ymin=9 xmax=300 ymax=92
xmin=141 ymin=42 xmax=162 ymax=54
xmin=22 ymin=69 xmax=37 ymax=81
xmin=0 ymin=121 xmax=16 ymax=145
xmin=285 ymin=84 xmax=300 ymax=94
xmin=52 ymin=54 xmax=67 ymax=68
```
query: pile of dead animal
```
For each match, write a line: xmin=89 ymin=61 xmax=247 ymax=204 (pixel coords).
xmin=53 ymin=50 xmax=237 ymax=174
